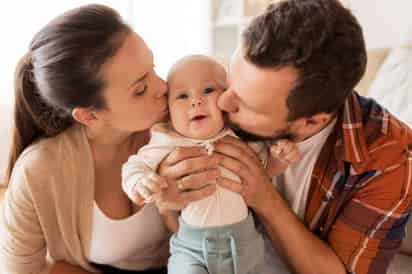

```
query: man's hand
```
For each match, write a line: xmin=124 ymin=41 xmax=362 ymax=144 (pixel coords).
xmin=155 ymin=146 xmax=220 ymax=213
xmin=214 ymin=135 xmax=278 ymax=213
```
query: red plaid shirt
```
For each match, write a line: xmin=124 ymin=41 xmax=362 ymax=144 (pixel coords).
xmin=303 ymin=92 xmax=412 ymax=274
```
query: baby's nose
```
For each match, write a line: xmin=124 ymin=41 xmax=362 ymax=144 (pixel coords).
xmin=191 ymin=97 xmax=203 ymax=107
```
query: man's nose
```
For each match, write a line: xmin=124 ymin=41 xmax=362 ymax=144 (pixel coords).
xmin=218 ymin=89 xmax=238 ymax=113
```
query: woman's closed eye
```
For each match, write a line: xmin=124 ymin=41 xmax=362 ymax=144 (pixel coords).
xmin=134 ymin=85 xmax=147 ymax=97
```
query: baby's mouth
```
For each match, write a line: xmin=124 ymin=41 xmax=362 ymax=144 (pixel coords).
xmin=191 ymin=115 xmax=208 ymax=121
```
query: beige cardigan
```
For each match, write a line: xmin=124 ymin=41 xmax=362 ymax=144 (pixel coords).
xmin=1 ymin=125 xmax=113 ymax=273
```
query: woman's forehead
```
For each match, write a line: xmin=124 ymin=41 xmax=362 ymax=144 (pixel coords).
xmin=101 ymin=33 xmax=154 ymax=90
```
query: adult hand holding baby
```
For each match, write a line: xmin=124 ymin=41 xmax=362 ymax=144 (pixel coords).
xmin=152 ymin=146 xmax=220 ymax=212
xmin=213 ymin=136 xmax=280 ymax=215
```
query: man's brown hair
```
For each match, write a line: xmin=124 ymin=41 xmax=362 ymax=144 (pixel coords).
xmin=242 ymin=0 xmax=367 ymax=121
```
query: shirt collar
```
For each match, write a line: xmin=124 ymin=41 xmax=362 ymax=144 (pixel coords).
xmin=334 ymin=91 xmax=371 ymax=173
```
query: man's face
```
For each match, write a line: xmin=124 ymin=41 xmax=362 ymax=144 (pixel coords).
xmin=218 ymin=46 xmax=300 ymax=142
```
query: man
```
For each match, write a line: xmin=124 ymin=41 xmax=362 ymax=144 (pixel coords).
xmin=155 ymin=1 xmax=412 ymax=274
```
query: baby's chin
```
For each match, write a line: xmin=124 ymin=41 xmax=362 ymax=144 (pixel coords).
xmin=183 ymin=127 xmax=224 ymax=140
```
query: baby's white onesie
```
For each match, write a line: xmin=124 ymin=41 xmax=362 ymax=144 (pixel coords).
xmin=122 ymin=122 xmax=267 ymax=227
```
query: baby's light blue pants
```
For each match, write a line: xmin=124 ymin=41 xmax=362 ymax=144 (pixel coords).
xmin=168 ymin=213 xmax=264 ymax=274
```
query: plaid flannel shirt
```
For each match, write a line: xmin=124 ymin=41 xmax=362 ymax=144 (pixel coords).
xmin=304 ymin=92 xmax=412 ymax=274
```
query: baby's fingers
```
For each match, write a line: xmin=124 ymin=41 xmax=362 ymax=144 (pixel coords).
xmin=131 ymin=183 xmax=152 ymax=204
xmin=279 ymin=141 xmax=296 ymax=155
xmin=270 ymin=139 xmax=300 ymax=164
xmin=140 ymin=175 xmax=167 ymax=196
xmin=147 ymin=173 xmax=168 ymax=189
xmin=283 ymin=149 xmax=301 ymax=164
xmin=270 ymin=139 xmax=293 ymax=157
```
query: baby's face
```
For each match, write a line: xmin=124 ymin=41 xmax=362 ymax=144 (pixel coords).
xmin=167 ymin=58 xmax=227 ymax=140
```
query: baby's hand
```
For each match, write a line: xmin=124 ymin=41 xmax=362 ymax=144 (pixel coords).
xmin=267 ymin=139 xmax=300 ymax=176
xmin=131 ymin=172 xmax=168 ymax=205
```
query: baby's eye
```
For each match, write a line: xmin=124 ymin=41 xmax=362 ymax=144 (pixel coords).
xmin=204 ymin=87 xmax=216 ymax=95
xmin=176 ymin=93 xmax=188 ymax=100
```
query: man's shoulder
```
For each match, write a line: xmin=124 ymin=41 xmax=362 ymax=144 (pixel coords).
xmin=358 ymin=95 xmax=412 ymax=167
xmin=358 ymin=95 xmax=412 ymax=143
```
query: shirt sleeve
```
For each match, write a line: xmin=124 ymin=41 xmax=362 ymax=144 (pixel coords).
xmin=0 ymin=164 xmax=51 ymax=274
xmin=327 ymin=160 xmax=412 ymax=274
xmin=121 ymin=129 xmax=176 ymax=201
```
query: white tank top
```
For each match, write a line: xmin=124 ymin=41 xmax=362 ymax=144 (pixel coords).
xmin=87 ymin=202 xmax=169 ymax=270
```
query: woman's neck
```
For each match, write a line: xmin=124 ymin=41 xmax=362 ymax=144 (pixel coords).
xmin=85 ymin=126 xmax=149 ymax=163
xmin=86 ymin=127 xmax=131 ymax=147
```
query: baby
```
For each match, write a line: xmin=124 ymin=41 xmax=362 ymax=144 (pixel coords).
xmin=122 ymin=55 xmax=297 ymax=274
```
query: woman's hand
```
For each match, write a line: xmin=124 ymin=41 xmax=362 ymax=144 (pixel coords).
xmin=154 ymin=146 xmax=220 ymax=213
xmin=214 ymin=136 xmax=278 ymax=214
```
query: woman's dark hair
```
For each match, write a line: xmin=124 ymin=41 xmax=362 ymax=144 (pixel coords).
xmin=5 ymin=4 xmax=131 ymax=184
xmin=242 ymin=0 xmax=367 ymax=121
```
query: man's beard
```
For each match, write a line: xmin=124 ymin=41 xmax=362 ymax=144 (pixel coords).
xmin=225 ymin=115 xmax=296 ymax=143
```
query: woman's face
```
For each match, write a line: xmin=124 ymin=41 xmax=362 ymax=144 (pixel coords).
xmin=97 ymin=32 xmax=168 ymax=133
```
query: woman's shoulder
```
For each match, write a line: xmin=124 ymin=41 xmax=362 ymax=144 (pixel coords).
xmin=17 ymin=124 xmax=86 ymax=169
xmin=8 ymin=124 xmax=93 ymax=208
xmin=11 ymin=124 xmax=92 ymax=192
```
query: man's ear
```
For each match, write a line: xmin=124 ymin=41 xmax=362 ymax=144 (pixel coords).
xmin=291 ymin=112 xmax=334 ymax=140
xmin=301 ymin=112 xmax=334 ymax=132
xmin=71 ymin=107 xmax=98 ymax=127
xmin=305 ymin=112 xmax=333 ymax=127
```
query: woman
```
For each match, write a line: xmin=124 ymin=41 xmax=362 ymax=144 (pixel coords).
xmin=0 ymin=4 xmax=215 ymax=274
